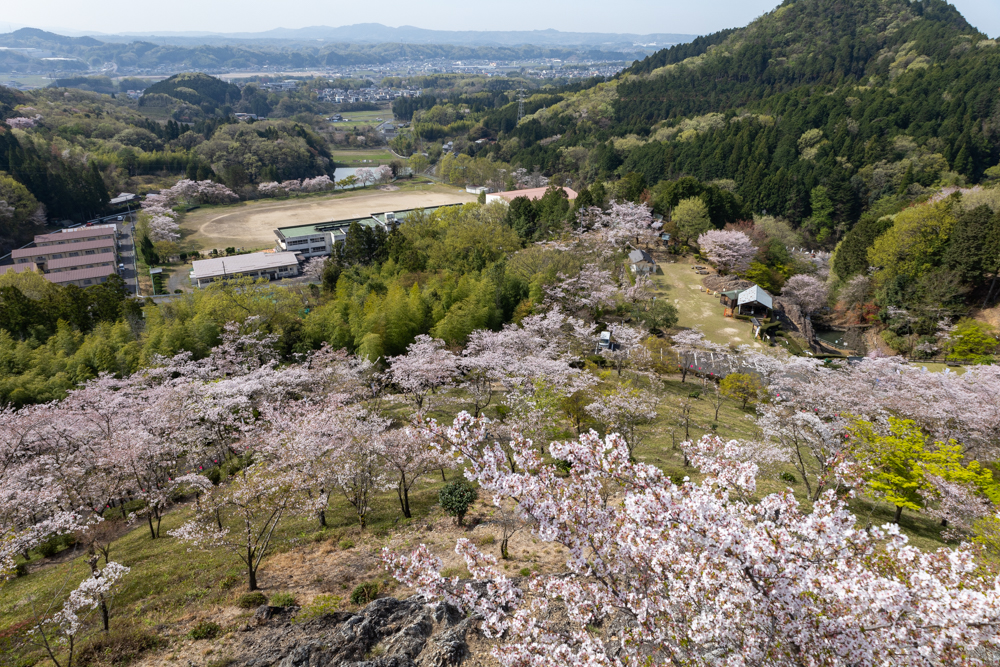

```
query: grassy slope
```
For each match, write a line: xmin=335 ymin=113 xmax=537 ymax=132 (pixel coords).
xmin=2 ymin=363 xmax=954 ymax=665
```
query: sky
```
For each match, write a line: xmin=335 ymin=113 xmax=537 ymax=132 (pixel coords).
xmin=1 ymin=0 xmax=998 ymax=38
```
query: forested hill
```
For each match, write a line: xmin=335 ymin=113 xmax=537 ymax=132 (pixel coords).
xmin=614 ymin=0 xmax=981 ymax=128
xmin=472 ymin=0 xmax=1000 ymax=231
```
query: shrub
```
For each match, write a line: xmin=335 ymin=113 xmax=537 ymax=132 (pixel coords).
xmin=339 ymin=538 xmax=355 ymax=550
xmin=188 ymin=621 xmax=221 ymax=640
xmin=350 ymin=581 xmax=379 ymax=606
xmin=269 ymin=592 xmax=297 ymax=607
xmin=14 ymin=562 xmax=28 ymax=577
xmin=477 ymin=534 xmax=496 ymax=546
xmin=439 ymin=480 xmax=479 ymax=526
xmin=236 ymin=592 xmax=268 ymax=609
xmin=295 ymin=594 xmax=343 ymax=623
xmin=219 ymin=575 xmax=241 ymax=591
xmin=518 ymin=568 xmax=532 ymax=577
xmin=780 ymin=472 xmax=797 ymax=483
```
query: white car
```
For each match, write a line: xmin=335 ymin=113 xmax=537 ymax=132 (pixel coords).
xmin=118 ymin=263 xmax=125 ymax=271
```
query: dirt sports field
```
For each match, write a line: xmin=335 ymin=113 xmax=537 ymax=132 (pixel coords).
xmin=179 ymin=185 xmax=476 ymax=251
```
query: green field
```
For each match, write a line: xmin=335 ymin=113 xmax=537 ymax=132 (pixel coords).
xmin=330 ymin=109 xmax=393 ymax=132
xmin=331 ymin=148 xmax=398 ymax=166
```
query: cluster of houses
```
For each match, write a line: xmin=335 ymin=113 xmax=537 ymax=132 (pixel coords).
xmin=2 ymin=225 xmax=122 ymax=288
xmin=315 ymin=87 xmax=421 ymax=104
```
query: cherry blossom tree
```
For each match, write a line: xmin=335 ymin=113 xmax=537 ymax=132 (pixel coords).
xmin=356 ymin=168 xmax=376 ymax=188
xmin=544 ymin=264 xmax=620 ymax=318
xmin=301 ymin=257 xmax=326 ymax=282
xmin=387 ymin=335 xmax=459 ymax=414
xmin=697 ymin=229 xmax=757 ymax=275
xmin=600 ymin=323 xmax=648 ymax=376
xmin=300 ymin=175 xmax=334 ymax=192
xmin=387 ymin=416 xmax=1000 ymax=667
xmin=257 ymin=181 xmax=286 ymax=197
xmin=27 ymin=560 xmax=129 ymax=667
xmin=374 ymin=165 xmax=393 ymax=184
xmin=380 ymin=426 xmax=451 ymax=518
xmin=585 ymin=382 xmax=659 ymax=457
xmin=781 ymin=274 xmax=829 ymax=314
xmin=170 ymin=462 xmax=303 ymax=591
xmin=594 ymin=201 xmax=657 ymax=249
xmin=756 ymin=403 xmax=846 ymax=500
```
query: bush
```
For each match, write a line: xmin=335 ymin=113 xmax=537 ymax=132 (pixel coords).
xmin=338 ymin=538 xmax=355 ymax=550
xmin=350 ymin=581 xmax=380 ymax=606
xmin=779 ymin=472 xmax=797 ymax=483
xmin=236 ymin=592 xmax=268 ymax=609
xmin=188 ymin=621 xmax=221 ymax=640
xmin=219 ymin=575 xmax=241 ymax=590
xmin=14 ymin=562 xmax=28 ymax=577
xmin=439 ymin=480 xmax=479 ymax=526
xmin=295 ymin=594 xmax=343 ymax=623
xmin=477 ymin=534 xmax=496 ymax=546
xmin=269 ymin=592 xmax=297 ymax=607
xmin=518 ymin=568 xmax=532 ymax=577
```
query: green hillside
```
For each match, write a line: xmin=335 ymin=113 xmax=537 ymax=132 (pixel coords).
xmin=141 ymin=73 xmax=242 ymax=111
xmin=474 ymin=0 xmax=1000 ymax=228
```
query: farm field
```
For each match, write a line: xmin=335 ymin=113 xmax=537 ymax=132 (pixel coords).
xmin=329 ymin=109 xmax=393 ymax=132
xmin=178 ymin=183 xmax=476 ymax=251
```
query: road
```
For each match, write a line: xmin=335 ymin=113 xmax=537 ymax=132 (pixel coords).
xmin=117 ymin=221 xmax=140 ymax=295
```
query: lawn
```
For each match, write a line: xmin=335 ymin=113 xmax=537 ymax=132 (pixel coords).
xmin=650 ymin=255 xmax=762 ymax=349
xmin=331 ymin=148 xmax=398 ymax=166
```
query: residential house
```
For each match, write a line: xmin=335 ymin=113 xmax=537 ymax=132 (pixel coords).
xmin=628 ymin=248 xmax=657 ymax=275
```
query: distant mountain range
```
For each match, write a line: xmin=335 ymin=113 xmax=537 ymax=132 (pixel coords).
xmin=14 ymin=24 xmax=697 ymax=50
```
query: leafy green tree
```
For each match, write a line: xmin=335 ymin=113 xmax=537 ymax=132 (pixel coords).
xmin=719 ymin=373 xmax=764 ymax=409
xmin=947 ymin=320 xmax=999 ymax=361
xmin=439 ymin=480 xmax=479 ymax=526
xmin=849 ymin=417 xmax=996 ymax=524
xmin=673 ymin=197 xmax=712 ymax=245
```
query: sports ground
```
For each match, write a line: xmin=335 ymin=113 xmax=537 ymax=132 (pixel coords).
xmin=179 ymin=184 xmax=476 ymax=251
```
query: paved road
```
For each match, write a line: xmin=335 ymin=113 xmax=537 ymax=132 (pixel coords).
xmin=117 ymin=222 xmax=140 ymax=296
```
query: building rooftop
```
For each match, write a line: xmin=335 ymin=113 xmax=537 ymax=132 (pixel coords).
xmin=275 ymin=205 xmax=456 ymax=241
xmin=737 ymin=285 xmax=773 ymax=309
xmin=488 ymin=186 xmax=578 ymax=202
xmin=191 ymin=252 xmax=300 ymax=280
xmin=46 ymin=255 xmax=117 ymax=271
xmin=35 ymin=227 xmax=116 ymax=245
xmin=0 ymin=263 xmax=38 ymax=276
xmin=628 ymin=248 xmax=654 ymax=264
xmin=44 ymin=265 xmax=116 ymax=284
xmin=13 ymin=238 xmax=116 ymax=259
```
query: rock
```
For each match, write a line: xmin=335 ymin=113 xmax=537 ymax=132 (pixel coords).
xmin=245 ymin=596 xmax=473 ymax=667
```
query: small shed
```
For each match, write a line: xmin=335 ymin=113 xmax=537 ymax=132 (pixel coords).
xmin=628 ymin=248 xmax=657 ymax=275
xmin=736 ymin=284 xmax=773 ymax=316
xmin=719 ymin=289 xmax=742 ymax=308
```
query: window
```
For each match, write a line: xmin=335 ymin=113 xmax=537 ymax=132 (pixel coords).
xmin=85 ymin=250 xmax=95 ymax=255
xmin=83 ymin=279 xmax=92 ymax=285
xmin=51 ymin=254 xmax=62 ymax=259
xmin=69 ymin=252 xmax=79 ymax=257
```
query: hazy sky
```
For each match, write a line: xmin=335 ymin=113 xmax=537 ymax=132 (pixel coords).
xmin=2 ymin=0 xmax=998 ymax=38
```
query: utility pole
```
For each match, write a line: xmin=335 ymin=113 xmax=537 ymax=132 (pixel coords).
xmin=517 ymin=89 xmax=525 ymax=123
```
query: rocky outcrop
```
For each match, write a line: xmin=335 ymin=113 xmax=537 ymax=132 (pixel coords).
xmin=234 ymin=597 xmax=475 ymax=667
xmin=772 ymin=297 xmax=814 ymax=348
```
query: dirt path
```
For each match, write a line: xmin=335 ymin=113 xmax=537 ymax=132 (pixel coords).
xmin=179 ymin=186 xmax=476 ymax=251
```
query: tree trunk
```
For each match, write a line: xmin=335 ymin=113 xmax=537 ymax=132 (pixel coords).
xmin=893 ymin=505 xmax=904 ymax=524
xmin=319 ymin=510 xmax=326 ymax=528
xmin=248 ymin=566 xmax=258 ymax=591
xmin=99 ymin=598 xmax=110 ymax=632
xmin=501 ymin=536 xmax=509 ymax=560
xmin=402 ymin=485 xmax=411 ymax=519
xmin=146 ymin=514 xmax=156 ymax=540
xmin=440 ymin=467 xmax=447 ymax=482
